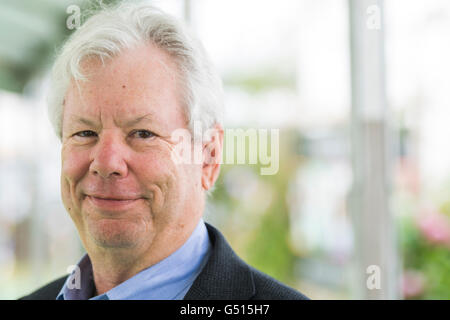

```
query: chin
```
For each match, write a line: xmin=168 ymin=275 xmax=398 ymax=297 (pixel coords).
xmin=87 ymin=219 xmax=149 ymax=249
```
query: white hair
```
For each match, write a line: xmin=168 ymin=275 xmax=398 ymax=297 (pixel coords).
xmin=47 ymin=0 xmax=223 ymax=140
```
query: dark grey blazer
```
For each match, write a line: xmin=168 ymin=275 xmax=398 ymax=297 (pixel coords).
xmin=20 ymin=223 xmax=308 ymax=300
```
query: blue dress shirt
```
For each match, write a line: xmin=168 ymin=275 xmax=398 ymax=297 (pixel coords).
xmin=56 ymin=219 xmax=211 ymax=300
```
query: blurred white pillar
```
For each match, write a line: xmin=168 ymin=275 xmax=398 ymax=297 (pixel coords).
xmin=348 ymin=0 xmax=399 ymax=299
xmin=184 ymin=0 xmax=191 ymax=24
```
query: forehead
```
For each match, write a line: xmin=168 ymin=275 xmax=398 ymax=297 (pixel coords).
xmin=63 ymin=43 xmax=186 ymax=127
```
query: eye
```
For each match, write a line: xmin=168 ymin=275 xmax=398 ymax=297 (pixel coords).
xmin=131 ymin=130 xmax=155 ymax=139
xmin=73 ymin=130 xmax=98 ymax=138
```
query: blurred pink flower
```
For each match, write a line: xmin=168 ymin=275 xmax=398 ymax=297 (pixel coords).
xmin=402 ymin=270 xmax=426 ymax=299
xmin=416 ymin=210 xmax=450 ymax=247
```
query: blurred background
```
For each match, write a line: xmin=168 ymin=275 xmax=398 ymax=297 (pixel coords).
xmin=1 ymin=0 xmax=449 ymax=300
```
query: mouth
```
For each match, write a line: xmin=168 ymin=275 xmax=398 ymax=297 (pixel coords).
xmin=86 ymin=195 xmax=143 ymax=211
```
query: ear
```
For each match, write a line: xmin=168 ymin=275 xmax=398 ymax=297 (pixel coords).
xmin=201 ymin=123 xmax=224 ymax=190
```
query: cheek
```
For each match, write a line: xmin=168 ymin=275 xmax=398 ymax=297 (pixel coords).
xmin=135 ymin=147 xmax=175 ymax=176
xmin=134 ymin=151 xmax=177 ymax=197
xmin=61 ymin=147 xmax=91 ymax=201
xmin=133 ymin=150 xmax=184 ymax=209
xmin=136 ymin=153 xmax=202 ymax=200
xmin=62 ymin=146 xmax=90 ymax=179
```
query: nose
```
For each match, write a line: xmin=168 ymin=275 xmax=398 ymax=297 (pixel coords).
xmin=89 ymin=131 xmax=128 ymax=179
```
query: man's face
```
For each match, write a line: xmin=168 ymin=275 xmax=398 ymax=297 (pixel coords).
xmin=61 ymin=44 xmax=205 ymax=254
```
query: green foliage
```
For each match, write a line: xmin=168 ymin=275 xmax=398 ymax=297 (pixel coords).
xmin=224 ymin=68 xmax=296 ymax=94
xmin=400 ymin=215 xmax=450 ymax=299
xmin=210 ymin=129 xmax=301 ymax=286
xmin=245 ymin=195 xmax=295 ymax=284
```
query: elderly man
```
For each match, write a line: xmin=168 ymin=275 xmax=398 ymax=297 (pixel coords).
xmin=21 ymin=2 xmax=307 ymax=300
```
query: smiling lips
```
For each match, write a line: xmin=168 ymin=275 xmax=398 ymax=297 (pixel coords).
xmin=86 ymin=195 xmax=142 ymax=211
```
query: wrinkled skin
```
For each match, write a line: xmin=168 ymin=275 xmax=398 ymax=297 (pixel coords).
xmin=60 ymin=43 xmax=223 ymax=294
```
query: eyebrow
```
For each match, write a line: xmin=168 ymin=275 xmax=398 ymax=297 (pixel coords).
xmin=74 ymin=117 xmax=97 ymax=127
xmin=69 ymin=113 xmax=155 ymax=128
xmin=121 ymin=113 xmax=155 ymax=127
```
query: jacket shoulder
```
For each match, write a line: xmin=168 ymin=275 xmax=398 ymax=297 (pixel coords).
xmin=249 ymin=266 xmax=309 ymax=300
xmin=19 ymin=275 xmax=68 ymax=300
xmin=189 ymin=223 xmax=309 ymax=300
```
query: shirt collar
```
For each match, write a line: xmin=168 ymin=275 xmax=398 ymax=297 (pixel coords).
xmin=57 ymin=219 xmax=211 ymax=300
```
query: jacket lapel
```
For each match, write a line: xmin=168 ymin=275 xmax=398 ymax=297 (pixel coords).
xmin=183 ymin=223 xmax=256 ymax=300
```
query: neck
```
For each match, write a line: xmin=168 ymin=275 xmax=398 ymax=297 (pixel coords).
xmin=87 ymin=218 xmax=202 ymax=295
